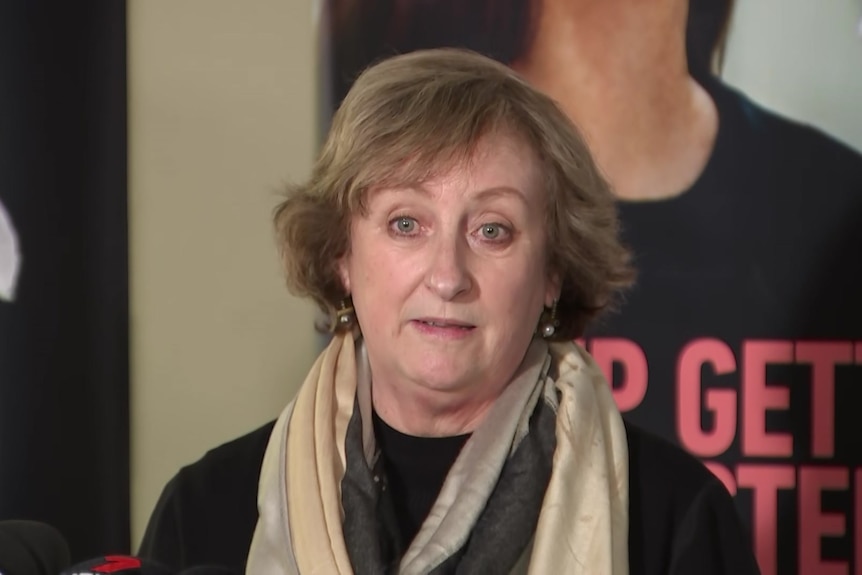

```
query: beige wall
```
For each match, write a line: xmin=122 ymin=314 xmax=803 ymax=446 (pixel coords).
xmin=128 ymin=0 xmax=318 ymax=547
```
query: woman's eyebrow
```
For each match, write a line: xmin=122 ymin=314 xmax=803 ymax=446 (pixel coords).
xmin=472 ymin=186 xmax=530 ymax=205
xmin=373 ymin=184 xmax=530 ymax=205
xmin=373 ymin=183 xmax=432 ymax=200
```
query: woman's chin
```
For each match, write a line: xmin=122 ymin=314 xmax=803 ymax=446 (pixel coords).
xmin=401 ymin=360 xmax=487 ymax=397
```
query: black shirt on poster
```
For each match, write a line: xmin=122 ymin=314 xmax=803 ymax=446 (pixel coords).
xmin=593 ymin=75 xmax=862 ymax=449
xmin=585 ymin=76 xmax=862 ymax=573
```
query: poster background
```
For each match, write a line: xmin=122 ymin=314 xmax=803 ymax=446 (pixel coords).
xmin=320 ymin=1 xmax=862 ymax=575
xmin=723 ymin=0 xmax=862 ymax=152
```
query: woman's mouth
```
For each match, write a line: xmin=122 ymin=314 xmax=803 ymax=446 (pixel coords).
xmin=411 ymin=318 xmax=476 ymax=338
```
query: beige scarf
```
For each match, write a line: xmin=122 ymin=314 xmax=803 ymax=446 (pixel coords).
xmin=246 ymin=332 xmax=629 ymax=574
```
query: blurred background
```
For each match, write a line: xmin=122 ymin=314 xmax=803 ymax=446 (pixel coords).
xmin=0 ymin=0 xmax=860 ymax=566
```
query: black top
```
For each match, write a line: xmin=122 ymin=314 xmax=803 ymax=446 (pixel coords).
xmin=371 ymin=412 xmax=471 ymax=547
xmin=583 ymin=73 xmax=862 ymax=574
xmin=589 ymin=74 xmax=862 ymax=461
xmin=139 ymin=418 xmax=759 ymax=574
xmin=139 ymin=421 xmax=273 ymax=573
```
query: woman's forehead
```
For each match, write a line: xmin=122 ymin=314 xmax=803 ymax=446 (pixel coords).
xmin=362 ymin=128 xmax=539 ymax=189
xmin=361 ymin=134 xmax=544 ymax=207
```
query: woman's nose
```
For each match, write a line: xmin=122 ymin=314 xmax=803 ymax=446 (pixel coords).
xmin=424 ymin=234 xmax=473 ymax=301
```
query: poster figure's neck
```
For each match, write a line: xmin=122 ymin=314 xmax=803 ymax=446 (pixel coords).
xmin=510 ymin=0 xmax=718 ymax=202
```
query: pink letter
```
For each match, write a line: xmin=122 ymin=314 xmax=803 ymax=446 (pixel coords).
xmin=795 ymin=342 xmax=852 ymax=458
xmin=856 ymin=469 xmax=862 ymax=575
xmin=677 ymin=338 xmax=737 ymax=457
xmin=704 ymin=461 xmax=737 ymax=496
xmin=799 ymin=467 xmax=849 ymax=575
xmin=590 ymin=338 xmax=648 ymax=412
xmin=737 ymin=464 xmax=796 ymax=575
xmin=742 ymin=341 xmax=793 ymax=457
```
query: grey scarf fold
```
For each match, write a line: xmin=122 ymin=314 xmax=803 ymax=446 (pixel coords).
xmin=342 ymin=340 xmax=556 ymax=574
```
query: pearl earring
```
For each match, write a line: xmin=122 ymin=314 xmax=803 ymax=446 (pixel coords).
xmin=336 ymin=297 xmax=355 ymax=328
xmin=540 ymin=299 xmax=559 ymax=339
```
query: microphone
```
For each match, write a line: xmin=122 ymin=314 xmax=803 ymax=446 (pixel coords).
xmin=61 ymin=555 xmax=238 ymax=575
xmin=0 ymin=520 xmax=71 ymax=575
xmin=61 ymin=556 xmax=172 ymax=575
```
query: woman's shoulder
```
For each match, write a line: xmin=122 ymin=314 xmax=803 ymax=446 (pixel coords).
xmin=166 ymin=418 xmax=277 ymax=503
xmin=138 ymin=419 xmax=277 ymax=572
xmin=623 ymin=420 xmax=761 ymax=575
xmin=182 ymin=420 xmax=277 ymax=481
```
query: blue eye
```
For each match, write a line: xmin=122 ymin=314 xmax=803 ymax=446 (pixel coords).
xmin=480 ymin=222 xmax=514 ymax=242
xmin=391 ymin=216 xmax=418 ymax=234
xmin=481 ymin=224 xmax=502 ymax=239
xmin=474 ymin=222 xmax=512 ymax=245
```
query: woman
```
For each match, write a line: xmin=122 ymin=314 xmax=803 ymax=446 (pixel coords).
xmin=141 ymin=49 xmax=760 ymax=574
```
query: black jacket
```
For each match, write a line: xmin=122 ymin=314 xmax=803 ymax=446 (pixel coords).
xmin=139 ymin=419 xmax=760 ymax=574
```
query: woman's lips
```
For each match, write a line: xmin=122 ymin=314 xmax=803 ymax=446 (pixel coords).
xmin=410 ymin=318 xmax=476 ymax=339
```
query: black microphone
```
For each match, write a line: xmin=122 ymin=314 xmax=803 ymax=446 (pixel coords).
xmin=178 ymin=568 xmax=237 ymax=574
xmin=61 ymin=555 xmax=172 ymax=575
xmin=0 ymin=520 xmax=71 ymax=575
xmin=60 ymin=556 xmax=238 ymax=575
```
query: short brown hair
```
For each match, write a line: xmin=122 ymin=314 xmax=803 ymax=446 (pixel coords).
xmin=275 ymin=48 xmax=634 ymax=339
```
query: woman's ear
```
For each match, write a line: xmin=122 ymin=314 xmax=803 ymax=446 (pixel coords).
xmin=545 ymin=271 xmax=562 ymax=308
xmin=337 ymin=256 xmax=351 ymax=294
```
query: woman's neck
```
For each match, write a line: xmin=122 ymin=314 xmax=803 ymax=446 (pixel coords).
xmin=512 ymin=0 xmax=718 ymax=201
xmin=372 ymin=381 xmax=498 ymax=437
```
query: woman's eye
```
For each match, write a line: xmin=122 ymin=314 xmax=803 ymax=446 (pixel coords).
xmin=480 ymin=223 xmax=508 ymax=241
xmin=391 ymin=216 xmax=418 ymax=235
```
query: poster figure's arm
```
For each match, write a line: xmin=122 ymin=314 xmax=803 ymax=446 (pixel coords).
xmin=0 ymin=198 xmax=21 ymax=302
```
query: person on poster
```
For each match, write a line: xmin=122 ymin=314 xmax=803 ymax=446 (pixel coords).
xmin=326 ymin=1 xmax=862 ymax=575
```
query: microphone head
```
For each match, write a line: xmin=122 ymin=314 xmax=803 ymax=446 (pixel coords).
xmin=0 ymin=520 xmax=71 ymax=575
xmin=61 ymin=555 xmax=173 ymax=575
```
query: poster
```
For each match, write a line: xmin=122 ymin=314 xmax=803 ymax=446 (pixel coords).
xmin=322 ymin=1 xmax=862 ymax=574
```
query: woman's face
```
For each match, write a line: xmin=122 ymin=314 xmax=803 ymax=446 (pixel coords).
xmin=338 ymin=131 xmax=559 ymax=405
